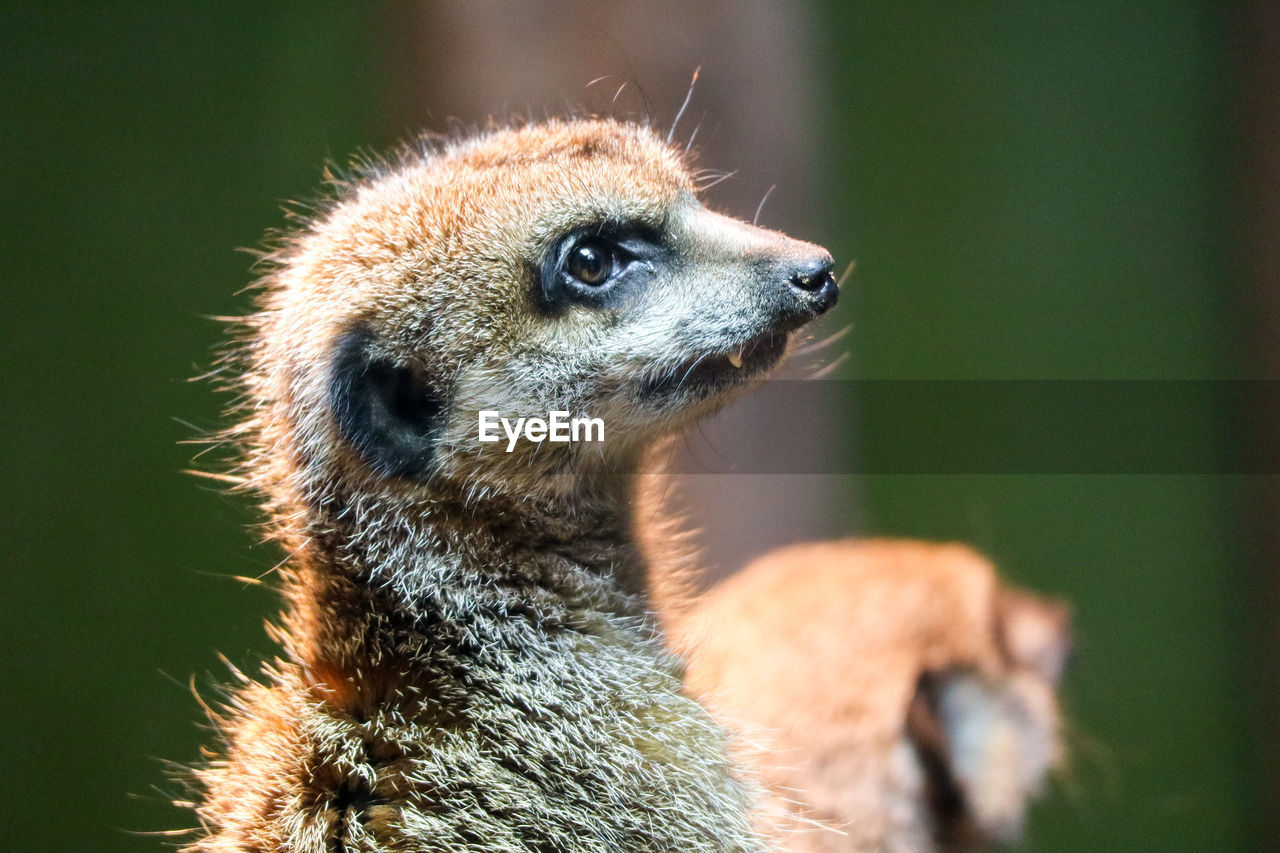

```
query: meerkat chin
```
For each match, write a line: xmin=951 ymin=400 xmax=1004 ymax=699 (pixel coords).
xmin=186 ymin=118 xmax=836 ymax=852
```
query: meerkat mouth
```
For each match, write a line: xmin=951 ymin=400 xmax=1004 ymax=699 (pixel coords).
xmin=643 ymin=333 xmax=788 ymax=398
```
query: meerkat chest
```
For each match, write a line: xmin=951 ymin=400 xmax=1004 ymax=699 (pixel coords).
xmin=333 ymin=620 xmax=760 ymax=851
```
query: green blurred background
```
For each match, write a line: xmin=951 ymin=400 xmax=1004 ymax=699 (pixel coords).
xmin=2 ymin=3 xmax=1274 ymax=850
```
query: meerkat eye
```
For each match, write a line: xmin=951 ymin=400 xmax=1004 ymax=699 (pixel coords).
xmin=566 ymin=240 xmax=615 ymax=286
xmin=538 ymin=226 xmax=660 ymax=312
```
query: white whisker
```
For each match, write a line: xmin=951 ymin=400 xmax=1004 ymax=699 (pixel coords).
xmin=805 ymin=351 xmax=850 ymax=380
xmin=675 ymin=353 xmax=710 ymax=393
xmin=836 ymin=259 xmax=856 ymax=288
xmin=668 ymin=66 xmax=701 ymax=143
xmin=699 ymin=170 xmax=738 ymax=191
xmin=684 ymin=113 xmax=705 ymax=155
xmin=753 ymin=185 xmax=776 ymax=226
xmin=792 ymin=323 xmax=852 ymax=356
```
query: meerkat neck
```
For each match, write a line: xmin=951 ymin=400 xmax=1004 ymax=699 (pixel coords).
xmin=275 ymin=471 xmax=654 ymax=679
xmin=309 ymin=468 xmax=640 ymax=572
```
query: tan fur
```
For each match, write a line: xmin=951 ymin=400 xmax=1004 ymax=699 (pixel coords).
xmin=675 ymin=540 xmax=1070 ymax=853
xmin=186 ymin=118 xmax=837 ymax=851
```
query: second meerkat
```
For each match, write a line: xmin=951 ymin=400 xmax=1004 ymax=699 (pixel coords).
xmin=189 ymin=119 xmax=837 ymax=851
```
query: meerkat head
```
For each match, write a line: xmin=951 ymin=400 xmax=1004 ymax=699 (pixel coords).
xmin=245 ymin=118 xmax=835 ymax=509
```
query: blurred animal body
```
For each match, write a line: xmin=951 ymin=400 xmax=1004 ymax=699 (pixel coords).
xmin=675 ymin=540 xmax=1070 ymax=853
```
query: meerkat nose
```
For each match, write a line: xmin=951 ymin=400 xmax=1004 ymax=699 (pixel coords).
xmin=786 ymin=255 xmax=839 ymax=315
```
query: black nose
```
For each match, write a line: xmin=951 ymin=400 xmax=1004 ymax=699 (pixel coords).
xmin=787 ymin=256 xmax=838 ymax=315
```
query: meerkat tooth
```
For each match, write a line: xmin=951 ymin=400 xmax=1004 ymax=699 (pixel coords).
xmin=728 ymin=348 xmax=744 ymax=368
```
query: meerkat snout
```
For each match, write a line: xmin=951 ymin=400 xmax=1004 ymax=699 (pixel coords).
xmin=662 ymin=205 xmax=836 ymax=335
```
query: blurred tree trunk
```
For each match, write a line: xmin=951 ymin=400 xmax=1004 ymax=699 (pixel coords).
xmin=382 ymin=0 xmax=852 ymax=581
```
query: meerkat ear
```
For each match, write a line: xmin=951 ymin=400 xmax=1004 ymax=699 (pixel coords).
xmin=328 ymin=326 xmax=445 ymax=479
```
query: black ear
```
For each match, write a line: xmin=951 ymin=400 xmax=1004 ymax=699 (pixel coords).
xmin=329 ymin=327 xmax=445 ymax=479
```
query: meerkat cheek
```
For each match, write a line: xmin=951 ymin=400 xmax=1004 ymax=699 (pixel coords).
xmin=328 ymin=327 xmax=446 ymax=480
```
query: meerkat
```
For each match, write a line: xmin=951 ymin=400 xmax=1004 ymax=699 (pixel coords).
xmin=185 ymin=118 xmax=838 ymax=852
xmin=674 ymin=540 xmax=1070 ymax=853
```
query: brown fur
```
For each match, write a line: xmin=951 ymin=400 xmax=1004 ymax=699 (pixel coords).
xmin=674 ymin=540 xmax=1070 ymax=853
xmin=185 ymin=118 xmax=836 ymax=851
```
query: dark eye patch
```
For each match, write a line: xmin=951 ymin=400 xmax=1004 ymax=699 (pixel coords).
xmin=329 ymin=326 xmax=445 ymax=480
xmin=536 ymin=222 xmax=664 ymax=313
